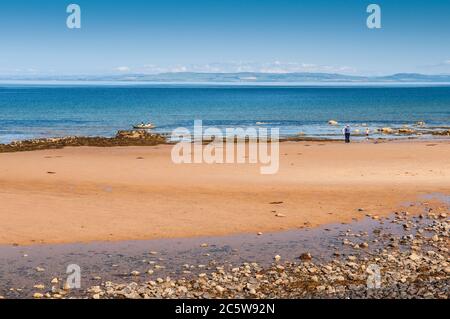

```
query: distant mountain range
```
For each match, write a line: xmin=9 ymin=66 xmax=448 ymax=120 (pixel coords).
xmin=2 ymin=72 xmax=450 ymax=83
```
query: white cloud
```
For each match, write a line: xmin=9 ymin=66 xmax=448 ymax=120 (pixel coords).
xmin=115 ymin=66 xmax=131 ymax=72
xmin=138 ymin=61 xmax=358 ymax=74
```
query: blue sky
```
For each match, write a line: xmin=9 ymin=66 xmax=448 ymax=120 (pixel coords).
xmin=0 ymin=0 xmax=449 ymax=76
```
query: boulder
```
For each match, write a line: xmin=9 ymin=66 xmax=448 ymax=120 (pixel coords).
xmin=378 ymin=127 xmax=394 ymax=134
xmin=398 ymin=128 xmax=416 ymax=134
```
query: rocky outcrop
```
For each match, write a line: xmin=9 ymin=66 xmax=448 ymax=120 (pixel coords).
xmin=398 ymin=128 xmax=416 ymax=134
xmin=432 ymin=130 xmax=450 ymax=136
xmin=0 ymin=130 xmax=167 ymax=153
xmin=378 ymin=127 xmax=394 ymax=134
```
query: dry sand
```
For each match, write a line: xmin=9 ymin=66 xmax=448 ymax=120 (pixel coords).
xmin=0 ymin=140 xmax=449 ymax=245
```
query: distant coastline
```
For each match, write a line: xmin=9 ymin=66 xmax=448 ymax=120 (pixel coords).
xmin=1 ymin=71 xmax=450 ymax=85
xmin=1 ymin=80 xmax=450 ymax=87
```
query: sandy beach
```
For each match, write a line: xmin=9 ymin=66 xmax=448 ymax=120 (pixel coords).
xmin=0 ymin=139 xmax=449 ymax=246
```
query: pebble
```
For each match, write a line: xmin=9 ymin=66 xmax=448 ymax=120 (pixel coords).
xmin=33 ymin=293 xmax=44 ymax=299
xmin=299 ymin=252 xmax=312 ymax=261
xmin=409 ymin=253 xmax=421 ymax=261
xmin=215 ymin=285 xmax=225 ymax=293
xmin=43 ymin=211 xmax=450 ymax=300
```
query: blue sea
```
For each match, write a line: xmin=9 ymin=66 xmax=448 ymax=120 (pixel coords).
xmin=1 ymin=83 xmax=450 ymax=144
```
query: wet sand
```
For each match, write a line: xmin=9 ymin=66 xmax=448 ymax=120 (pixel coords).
xmin=0 ymin=140 xmax=449 ymax=245
xmin=1 ymin=206 xmax=448 ymax=299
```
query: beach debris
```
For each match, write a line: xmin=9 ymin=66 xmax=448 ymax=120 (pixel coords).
xmin=130 ymin=271 xmax=140 ymax=276
xmin=269 ymin=201 xmax=284 ymax=205
xmin=200 ymin=243 xmax=208 ymax=248
xmin=257 ymin=232 xmax=263 ymax=236
xmin=33 ymin=284 xmax=45 ymax=290
xmin=275 ymin=213 xmax=286 ymax=218
xmin=35 ymin=267 xmax=45 ymax=272
xmin=147 ymin=270 xmax=154 ymax=275
xmin=51 ymin=278 xmax=59 ymax=284
xmin=274 ymin=255 xmax=281 ymax=261
xmin=328 ymin=120 xmax=339 ymax=125
xmin=33 ymin=293 xmax=44 ymax=299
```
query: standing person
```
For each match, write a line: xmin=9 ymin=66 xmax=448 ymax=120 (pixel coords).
xmin=365 ymin=127 xmax=370 ymax=140
xmin=343 ymin=125 xmax=351 ymax=143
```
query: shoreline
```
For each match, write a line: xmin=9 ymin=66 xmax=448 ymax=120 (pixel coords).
xmin=1 ymin=128 xmax=450 ymax=154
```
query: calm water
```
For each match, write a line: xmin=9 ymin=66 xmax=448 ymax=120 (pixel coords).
xmin=1 ymin=84 xmax=450 ymax=143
